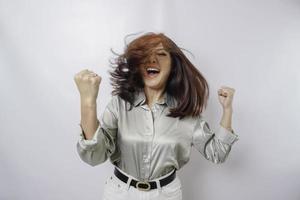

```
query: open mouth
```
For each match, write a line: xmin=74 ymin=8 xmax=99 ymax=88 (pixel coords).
xmin=146 ymin=67 xmax=160 ymax=76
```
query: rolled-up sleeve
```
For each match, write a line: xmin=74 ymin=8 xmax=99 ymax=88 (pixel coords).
xmin=76 ymin=96 xmax=119 ymax=166
xmin=192 ymin=116 xmax=239 ymax=164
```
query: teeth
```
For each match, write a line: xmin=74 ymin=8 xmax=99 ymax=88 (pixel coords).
xmin=146 ymin=67 xmax=160 ymax=72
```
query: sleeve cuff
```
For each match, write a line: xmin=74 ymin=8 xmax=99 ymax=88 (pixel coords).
xmin=78 ymin=122 xmax=102 ymax=151
xmin=214 ymin=125 xmax=239 ymax=145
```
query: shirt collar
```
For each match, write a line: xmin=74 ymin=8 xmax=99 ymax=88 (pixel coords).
xmin=133 ymin=89 xmax=177 ymax=108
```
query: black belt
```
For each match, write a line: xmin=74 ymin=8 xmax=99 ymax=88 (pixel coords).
xmin=113 ymin=167 xmax=176 ymax=191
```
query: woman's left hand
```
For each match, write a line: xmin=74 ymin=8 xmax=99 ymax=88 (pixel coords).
xmin=217 ymin=86 xmax=235 ymax=110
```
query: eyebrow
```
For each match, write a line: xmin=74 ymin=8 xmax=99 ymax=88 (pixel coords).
xmin=154 ymin=48 xmax=166 ymax=51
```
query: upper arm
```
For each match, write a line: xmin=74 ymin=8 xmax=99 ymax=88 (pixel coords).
xmin=191 ymin=116 xmax=239 ymax=163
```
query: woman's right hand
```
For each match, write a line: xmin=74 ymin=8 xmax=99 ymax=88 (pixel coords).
xmin=74 ymin=69 xmax=102 ymax=102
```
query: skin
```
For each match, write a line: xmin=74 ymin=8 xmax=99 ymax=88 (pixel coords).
xmin=74 ymin=45 xmax=236 ymax=140
xmin=74 ymin=69 xmax=101 ymax=139
xmin=139 ymin=43 xmax=172 ymax=108
xmin=139 ymin=43 xmax=235 ymax=133
xmin=218 ymin=86 xmax=235 ymax=132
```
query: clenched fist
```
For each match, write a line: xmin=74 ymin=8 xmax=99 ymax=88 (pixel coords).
xmin=217 ymin=86 xmax=235 ymax=110
xmin=74 ymin=69 xmax=102 ymax=101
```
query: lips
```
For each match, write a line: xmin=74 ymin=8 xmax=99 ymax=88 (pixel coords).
xmin=147 ymin=68 xmax=160 ymax=74
xmin=144 ymin=66 xmax=160 ymax=78
xmin=146 ymin=66 xmax=160 ymax=74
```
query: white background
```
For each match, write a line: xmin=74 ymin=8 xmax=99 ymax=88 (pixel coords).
xmin=1 ymin=0 xmax=300 ymax=199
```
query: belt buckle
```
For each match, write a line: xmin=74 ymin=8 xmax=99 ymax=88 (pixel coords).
xmin=136 ymin=181 xmax=151 ymax=191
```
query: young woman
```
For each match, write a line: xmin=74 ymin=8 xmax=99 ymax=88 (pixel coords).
xmin=74 ymin=32 xmax=239 ymax=200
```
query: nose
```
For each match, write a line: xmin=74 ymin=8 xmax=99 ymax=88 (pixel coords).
xmin=148 ymin=53 xmax=157 ymax=64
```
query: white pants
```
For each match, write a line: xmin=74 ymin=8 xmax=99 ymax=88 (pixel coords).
xmin=102 ymin=167 xmax=182 ymax=200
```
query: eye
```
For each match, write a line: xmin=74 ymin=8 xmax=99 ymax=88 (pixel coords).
xmin=157 ymin=52 xmax=167 ymax=56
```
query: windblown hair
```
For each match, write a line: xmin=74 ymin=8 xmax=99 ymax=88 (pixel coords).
xmin=109 ymin=32 xmax=209 ymax=119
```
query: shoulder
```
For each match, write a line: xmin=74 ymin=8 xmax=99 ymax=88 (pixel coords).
xmin=189 ymin=114 xmax=206 ymax=131
xmin=105 ymin=94 xmax=120 ymax=113
xmin=107 ymin=94 xmax=128 ymax=112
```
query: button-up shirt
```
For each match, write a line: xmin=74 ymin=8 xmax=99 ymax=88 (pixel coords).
xmin=76 ymin=89 xmax=239 ymax=181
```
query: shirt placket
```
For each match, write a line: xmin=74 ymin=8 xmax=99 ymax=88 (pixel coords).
xmin=140 ymin=104 xmax=155 ymax=181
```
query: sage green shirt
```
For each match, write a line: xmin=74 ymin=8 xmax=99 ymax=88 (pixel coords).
xmin=76 ymin=89 xmax=239 ymax=181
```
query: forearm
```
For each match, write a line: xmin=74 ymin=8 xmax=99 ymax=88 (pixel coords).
xmin=80 ymin=98 xmax=99 ymax=140
xmin=220 ymin=107 xmax=233 ymax=132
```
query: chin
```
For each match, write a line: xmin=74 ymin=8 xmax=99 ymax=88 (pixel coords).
xmin=144 ymin=84 xmax=164 ymax=90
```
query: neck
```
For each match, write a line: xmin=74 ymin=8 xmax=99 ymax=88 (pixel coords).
xmin=144 ymin=87 xmax=165 ymax=107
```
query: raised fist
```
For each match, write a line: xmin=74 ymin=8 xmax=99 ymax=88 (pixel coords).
xmin=217 ymin=86 xmax=235 ymax=110
xmin=74 ymin=69 xmax=102 ymax=101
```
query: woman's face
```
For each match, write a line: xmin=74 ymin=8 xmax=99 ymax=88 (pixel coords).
xmin=139 ymin=43 xmax=172 ymax=91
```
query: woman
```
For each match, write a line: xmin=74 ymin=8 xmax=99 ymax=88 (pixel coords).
xmin=74 ymin=32 xmax=239 ymax=200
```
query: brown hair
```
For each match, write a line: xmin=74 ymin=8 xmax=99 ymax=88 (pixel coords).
xmin=109 ymin=32 xmax=209 ymax=119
